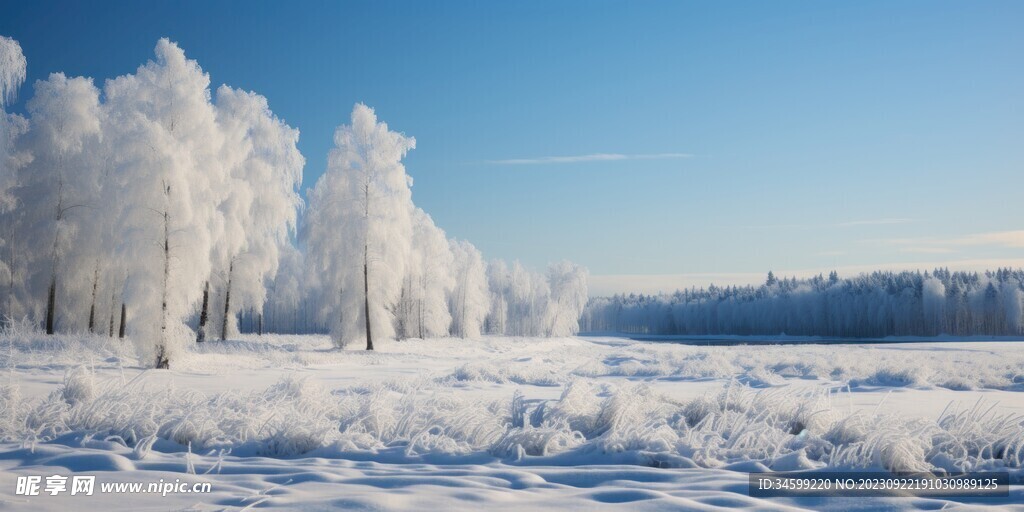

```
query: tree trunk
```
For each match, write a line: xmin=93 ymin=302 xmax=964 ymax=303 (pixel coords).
xmin=4 ymin=229 xmax=16 ymax=328
xmin=154 ymin=345 xmax=169 ymax=370
xmin=418 ymin=278 xmax=425 ymax=339
xmin=221 ymin=261 xmax=233 ymax=341
xmin=118 ymin=302 xmax=127 ymax=339
xmin=363 ymin=177 xmax=373 ymax=351
xmin=364 ymin=247 xmax=373 ymax=351
xmin=87 ymin=264 xmax=99 ymax=333
xmin=45 ymin=275 xmax=56 ymax=334
xmin=46 ymin=173 xmax=65 ymax=336
xmin=197 ymin=280 xmax=209 ymax=343
xmin=460 ymin=276 xmax=468 ymax=337
xmin=108 ymin=285 xmax=117 ymax=337
xmin=257 ymin=313 xmax=263 ymax=336
xmin=156 ymin=185 xmax=170 ymax=369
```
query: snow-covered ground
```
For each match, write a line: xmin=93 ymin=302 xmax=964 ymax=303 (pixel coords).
xmin=1 ymin=332 xmax=1022 ymax=511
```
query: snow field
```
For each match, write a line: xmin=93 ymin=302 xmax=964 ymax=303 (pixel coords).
xmin=1 ymin=332 xmax=1023 ymax=510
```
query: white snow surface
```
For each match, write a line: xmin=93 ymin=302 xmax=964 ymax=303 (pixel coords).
xmin=1 ymin=331 xmax=1022 ymax=511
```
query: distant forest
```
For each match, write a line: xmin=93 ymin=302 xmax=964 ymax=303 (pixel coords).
xmin=581 ymin=268 xmax=1024 ymax=337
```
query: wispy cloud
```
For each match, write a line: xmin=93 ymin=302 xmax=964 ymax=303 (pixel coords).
xmin=898 ymin=246 xmax=954 ymax=254
xmin=744 ymin=218 xmax=918 ymax=230
xmin=836 ymin=218 xmax=915 ymax=227
xmin=484 ymin=152 xmax=692 ymax=165
xmin=873 ymin=230 xmax=1024 ymax=252
xmin=948 ymin=230 xmax=1024 ymax=248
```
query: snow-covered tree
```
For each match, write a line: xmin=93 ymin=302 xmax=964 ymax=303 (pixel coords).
xmin=261 ymin=243 xmax=307 ymax=333
xmin=0 ymin=35 xmax=25 ymax=108
xmin=0 ymin=35 xmax=28 ymax=322
xmin=448 ymin=239 xmax=489 ymax=338
xmin=397 ymin=208 xmax=453 ymax=339
xmin=582 ymin=268 xmax=1024 ymax=337
xmin=510 ymin=261 xmax=550 ymax=336
xmin=546 ymin=260 xmax=588 ymax=336
xmin=922 ymin=275 xmax=946 ymax=335
xmin=485 ymin=259 xmax=510 ymax=335
xmin=16 ymin=73 xmax=103 ymax=334
xmin=486 ymin=259 xmax=577 ymax=337
xmin=1001 ymin=278 xmax=1023 ymax=334
xmin=0 ymin=35 xmax=594 ymax=346
xmin=102 ymin=39 xmax=225 ymax=367
xmin=305 ymin=104 xmax=415 ymax=349
xmin=202 ymin=85 xmax=303 ymax=341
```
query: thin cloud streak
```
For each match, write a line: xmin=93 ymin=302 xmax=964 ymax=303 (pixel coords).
xmin=870 ymin=230 xmax=1024 ymax=251
xmin=898 ymin=247 xmax=954 ymax=254
xmin=836 ymin=218 xmax=915 ymax=227
xmin=484 ymin=152 xmax=692 ymax=165
xmin=744 ymin=218 xmax=918 ymax=230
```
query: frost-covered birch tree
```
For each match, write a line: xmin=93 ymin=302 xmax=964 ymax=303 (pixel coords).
xmin=448 ymin=239 xmax=489 ymax=338
xmin=306 ymin=104 xmax=415 ymax=349
xmin=0 ymin=35 xmax=28 ymax=322
xmin=485 ymin=259 xmax=554 ymax=336
xmin=545 ymin=260 xmax=589 ymax=336
xmin=0 ymin=35 xmax=26 ymax=202
xmin=103 ymin=39 xmax=224 ymax=367
xmin=397 ymin=208 xmax=453 ymax=339
xmin=262 ymin=243 xmax=306 ymax=333
xmin=509 ymin=261 xmax=550 ymax=336
xmin=202 ymin=86 xmax=303 ymax=341
xmin=0 ymin=35 xmax=25 ymax=108
xmin=16 ymin=73 xmax=103 ymax=334
xmin=0 ymin=34 xmax=595 ymax=345
xmin=485 ymin=259 xmax=510 ymax=335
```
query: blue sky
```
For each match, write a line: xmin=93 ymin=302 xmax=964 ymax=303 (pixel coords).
xmin=2 ymin=0 xmax=1022 ymax=294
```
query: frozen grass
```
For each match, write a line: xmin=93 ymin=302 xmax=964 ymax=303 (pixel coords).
xmin=1 ymin=330 xmax=1022 ymax=484
xmin=0 ymin=320 xmax=138 ymax=371
xmin=1 ymin=366 xmax=1021 ymax=477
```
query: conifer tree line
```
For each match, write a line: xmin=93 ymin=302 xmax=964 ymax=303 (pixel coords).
xmin=0 ymin=36 xmax=589 ymax=368
xmin=582 ymin=269 xmax=1024 ymax=337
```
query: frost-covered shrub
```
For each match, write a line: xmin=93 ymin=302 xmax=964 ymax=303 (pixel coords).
xmin=490 ymin=425 xmax=586 ymax=458
xmin=61 ymin=366 xmax=96 ymax=405
xmin=853 ymin=365 xmax=931 ymax=388
xmin=823 ymin=413 xmax=871 ymax=446
xmin=0 ymin=382 xmax=28 ymax=440
xmin=827 ymin=420 xmax=934 ymax=473
xmin=451 ymin=360 xmax=562 ymax=386
xmin=743 ymin=367 xmax=786 ymax=387
xmin=588 ymin=385 xmax=679 ymax=454
xmin=933 ymin=400 xmax=1024 ymax=469
xmin=542 ymin=380 xmax=604 ymax=435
